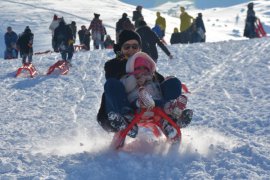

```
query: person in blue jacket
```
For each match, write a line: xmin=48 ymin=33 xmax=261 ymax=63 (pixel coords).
xmin=4 ymin=26 xmax=18 ymax=59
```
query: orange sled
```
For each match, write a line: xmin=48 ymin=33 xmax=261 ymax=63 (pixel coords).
xmin=47 ymin=60 xmax=69 ymax=75
xmin=111 ymin=107 xmax=182 ymax=149
xmin=15 ymin=63 xmax=37 ymax=78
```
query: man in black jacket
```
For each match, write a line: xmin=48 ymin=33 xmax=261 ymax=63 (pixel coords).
xmin=132 ymin=5 xmax=144 ymax=28
xmin=244 ymin=2 xmax=257 ymax=38
xmin=116 ymin=13 xmax=133 ymax=43
xmin=97 ymin=30 xmax=192 ymax=140
xmin=54 ymin=19 xmax=74 ymax=64
xmin=16 ymin=26 xmax=34 ymax=65
xmin=78 ymin=25 xmax=91 ymax=50
xmin=136 ymin=20 xmax=172 ymax=63
xmin=97 ymin=30 xmax=144 ymax=137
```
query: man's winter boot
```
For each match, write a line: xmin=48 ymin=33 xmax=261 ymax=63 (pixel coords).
xmin=177 ymin=109 xmax=193 ymax=128
xmin=161 ymin=120 xmax=177 ymax=138
xmin=107 ymin=112 xmax=128 ymax=131
xmin=121 ymin=107 xmax=138 ymax=138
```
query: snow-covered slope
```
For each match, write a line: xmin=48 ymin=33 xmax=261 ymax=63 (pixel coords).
xmin=1 ymin=37 xmax=270 ymax=179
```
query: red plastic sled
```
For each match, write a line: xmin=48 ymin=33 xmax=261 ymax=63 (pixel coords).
xmin=182 ymin=83 xmax=190 ymax=94
xmin=255 ymin=19 xmax=267 ymax=38
xmin=15 ymin=63 xmax=37 ymax=78
xmin=47 ymin=60 xmax=69 ymax=75
xmin=111 ymin=107 xmax=182 ymax=149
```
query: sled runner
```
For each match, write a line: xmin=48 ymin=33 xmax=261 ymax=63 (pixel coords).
xmin=34 ymin=50 xmax=52 ymax=55
xmin=15 ymin=63 xmax=37 ymax=78
xmin=74 ymin=44 xmax=85 ymax=51
xmin=47 ymin=60 xmax=69 ymax=75
xmin=182 ymin=83 xmax=190 ymax=94
xmin=111 ymin=107 xmax=182 ymax=149
xmin=255 ymin=19 xmax=267 ymax=38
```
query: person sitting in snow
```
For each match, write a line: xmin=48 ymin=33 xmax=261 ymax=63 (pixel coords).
xmin=170 ymin=27 xmax=182 ymax=45
xmin=244 ymin=2 xmax=257 ymax=39
xmin=103 ymin=35 xmax=114 ymax=49
xmin=97 ymin=30 xmax=193 ymax=139
xmin=16 ymin=26 xmax=34 ymax=65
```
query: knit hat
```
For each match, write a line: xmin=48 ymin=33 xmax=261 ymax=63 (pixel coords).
xmin=134 ymin=57 xmax=151 ymax=75
xmin=118 ymin=30 xmax=141 ymax=49
xmin=126 ymin=52 xmax=156 ymax=74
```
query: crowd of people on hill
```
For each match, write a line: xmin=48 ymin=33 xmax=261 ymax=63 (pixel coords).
xmin=4 ymin=2 xmax=261 ymax=62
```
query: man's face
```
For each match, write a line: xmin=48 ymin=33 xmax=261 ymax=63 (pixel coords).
xmin=121 ymin=40 xmax=141 ymax=58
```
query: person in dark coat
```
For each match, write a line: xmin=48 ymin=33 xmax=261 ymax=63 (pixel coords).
xmin=170 ymin=27 xmax=182 ymax=44
xmin=78 ymin=25 xmax=91 ymax=50
xmin=195 ymin=13 xmax=206 ymax=42
xmin=116 ymin=13 xmax=134 ymax=43
xmin=97 ymin=30 xmax=193 ymax=139
xmin=69 ymin=21 xmax=77 ymax=41
xmin=132 ymin=5 xmax=144 ymax=28
xmin=136 ymin=20 xmax=172 ymax=63
xmin=244 ymin=2 xmax=257 ymax=38
xmin=4 ymin=26 xmax=18 ymax=59
xmin=53 ymin=20 xmax=74 ymax=64
xmin=16 ymin=26 xmax=34 ymax=65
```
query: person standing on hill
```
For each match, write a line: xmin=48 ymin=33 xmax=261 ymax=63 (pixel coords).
xmin=155 ymin=12 xmax=166 ymax=39
xmin=4 ymin=26 xmax=18 ymax=59
xmin=195 ymin=13 xmax=206 ymax=42
xmin=132 ymin=5 xmax=144 ymax=28
xmin=54 ymin=19 xmax=74 ymax=65
xmin=78 ymin=25 xmax=91 ymax=50
xmin=244 ymin=2 xmax=257 ymax=39
xmin=68 ymin=21 xmax=77 ymax=42
xmin=49 ymin=14 xmax=60 ymax=52
xmin=136 ymin=20 xmax=172 ymax=63
xmin=88 ymin=13 xmax=106 ymax=49
xmin=179 ymin=6 xmax=194 ymax=32
xmin=16 ymin=26 xmax=34 ymax=65
xmin=116 ymin=13 xmax=134 ymax=43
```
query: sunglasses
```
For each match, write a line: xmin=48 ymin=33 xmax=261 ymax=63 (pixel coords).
xmin=122 ymin=43 xmax=140 ymax=50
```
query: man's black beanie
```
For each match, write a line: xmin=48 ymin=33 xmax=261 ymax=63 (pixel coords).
xmin=118 ymin=30 xmax=142 ymax=48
